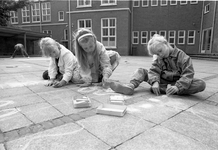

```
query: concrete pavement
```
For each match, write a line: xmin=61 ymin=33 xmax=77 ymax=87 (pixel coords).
xmin=0 ymin=56 xmax=218 ymax=150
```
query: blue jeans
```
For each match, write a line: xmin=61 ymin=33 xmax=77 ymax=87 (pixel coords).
xmin=130 ymin=68 xmax=206 ymax=95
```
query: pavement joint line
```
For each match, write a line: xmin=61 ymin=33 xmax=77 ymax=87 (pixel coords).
xmin=0 ymin=109 xmax=98 ymax=144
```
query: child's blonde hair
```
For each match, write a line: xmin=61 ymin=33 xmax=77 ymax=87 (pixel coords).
xmin=39 ymin=37 xmax=60 ymax=57
xmin=74 ymin=28 xmax=99 ymax=71
xmin=147 ymin=34 xmax=172 ymax=55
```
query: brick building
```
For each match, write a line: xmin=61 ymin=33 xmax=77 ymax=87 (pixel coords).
xmin=7 ymin=0 xmax=218 ymax=56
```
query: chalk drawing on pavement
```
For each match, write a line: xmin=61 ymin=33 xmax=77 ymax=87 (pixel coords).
xmin=0 ymin=108 xmax=20 ymax=119
xmin=0 ymin=101 xmax=14 ymax=108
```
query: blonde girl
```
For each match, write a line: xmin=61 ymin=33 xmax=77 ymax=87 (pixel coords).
xmin=74 ymin=28 xmax=120 ymax=87
xmin=39 ymin=37 xmax=79 ymax=88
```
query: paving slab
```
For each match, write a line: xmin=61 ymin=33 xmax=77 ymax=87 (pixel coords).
xmin=161 ymin=111 xmax=218 ymax=149
xmin=0 ymin=109 xmax=32 ymax=132
xmin=78 ymin=114 xmax=155 ymax=147
xmin=0 ymin=94 xmax=45 ymax=111
xmin=0 ymin=144 xmax=5 ymax=150
xmin=142 ymin=94 xmax=203 ymax=111
xmin=127 ymin=100 xmax=182 ymax=124
xmin=0 ymin=87 xmax=33 ymax=98
xmin=18 ymin=102 xmax=63 ymax=124
xmin=116 ymin=125 xmax=213 ymax=150
xmin=6 ymin=123 xmax=111 ymax=150
xmin=207 ymin=93 xmax=218 ymax=103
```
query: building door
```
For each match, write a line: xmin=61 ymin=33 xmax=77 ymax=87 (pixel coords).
xmin=201 ymin=28 xmax=212 ymax=54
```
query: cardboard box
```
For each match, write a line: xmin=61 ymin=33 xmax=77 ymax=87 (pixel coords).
xmin=109 ymin=95 xmax=125 ymax=105
xmin=73 ymin=96 xmax=91 ymax=108
xmin=96 ymin=104 xmax=127 ymax=117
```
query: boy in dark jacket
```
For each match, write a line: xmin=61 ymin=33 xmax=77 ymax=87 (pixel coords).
xmin=108 ymin=34 xmax=206 ymax=96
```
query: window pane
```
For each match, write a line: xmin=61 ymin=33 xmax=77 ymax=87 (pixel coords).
xmin=103 ymin=29 xmax=108 ymax=36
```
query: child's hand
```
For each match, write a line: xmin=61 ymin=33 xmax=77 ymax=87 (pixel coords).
xmin=53 ymin=80 xmax=66 ymax=88
xmin=46 ymin=79 xmax=55 ymax=86
xmin=166 ymin=85 xmax=179 ymax=95
xmin=151 ymin=82 xmax=160 ymax=96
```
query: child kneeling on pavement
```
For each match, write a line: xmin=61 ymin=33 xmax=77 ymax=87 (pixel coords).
xmin=107 ymin=34 xmax=206 ymax=96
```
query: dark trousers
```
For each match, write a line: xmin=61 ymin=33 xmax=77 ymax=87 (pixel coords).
xmin=130 ymin=68 xmax=206 ymax=95
xmin=42 ymin=70 xmax=63 ymax=81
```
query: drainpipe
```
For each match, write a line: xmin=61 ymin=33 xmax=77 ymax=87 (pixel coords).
xmin=68 ymin=0 xmax=72 ymax=51
xmin=199 ymin=1 xmax=204 ymax=54
xmin=130 ymin=1 xmax=133 ymax=56
xmin=211 ymin=1 xmax=217 ymax=53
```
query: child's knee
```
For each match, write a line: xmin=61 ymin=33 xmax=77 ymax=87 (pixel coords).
xmin=199 ymin=80 xmax=206 ymax=91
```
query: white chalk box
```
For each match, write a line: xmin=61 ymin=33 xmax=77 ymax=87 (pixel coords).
xmin=72 ymin=96 xmax=91 ymax=108
xmin=96 ymin=104 xmax=127 ymax=117
xmin=109 ymin=95 xmax=125 ymax=105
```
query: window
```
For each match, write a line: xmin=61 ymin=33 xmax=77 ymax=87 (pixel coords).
xmin=142 ymin=0 xmax=149 ymax=7
xmin=133 ymin=0 xmax=140 ymax=7
xmin=141 ymin=31 xmax=148 ymax=44
xmin=78 ymin=19 xmax=92 ymax=30
xmin=190 ymin=1 xmax=198 ymax=4
xmin=21 ymin=6 xmax=30 ymax=23
xmin=101 ymin=0 xmax=116 ymax=5
xmin=202 ymin=28 xmax=212 ymax=51
xmin=180 ymin=0 xmax=187 ymax=5
xmin=204 ymin=3 xmax=210 ymax=14
xmin=77 ymin=0 xmax=91 ymax=7
xmin=170 ymin=0 xmax=177 ymax=5
xmin=10 ymin=11 xmax=18 ymax=24
xmin=160 ymin=0 xmax=167 ymax=6
xmin=31 ymin=3 xmax=40 ymax=22
xmin=168 ymin=30 xmax=176 ymax=45
xmin=159 ymin=30 xmax=166 ymax=38
xmin=63 ymin=29 xmax=68 ymax=40
xmin=43 ymin=30 xmax=52 ymax=37
xmin=150 ymin=31 xmax=157 ymax=39
xmin=132 ymin=31 xmax=139 ymax=44
xmin=178 ymin=30 xmax=185 ymax=44
xmin=58 ymin=11 xmax=64 ymax=21
xmin=151 ymin=0 xmax=158 ymax=6
xmin=187 ymin=30 xmax=195 ymax=45
xmin=41 ymin=2 xmax=51 ymax=22
xmin=101 ymin=18 xmax=116 ymax=48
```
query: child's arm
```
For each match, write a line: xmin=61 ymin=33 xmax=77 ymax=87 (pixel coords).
xmin=175 ymin=51 xmax=194 ymax=92
xmin=48 ymin=58 xmax=58 ymax=80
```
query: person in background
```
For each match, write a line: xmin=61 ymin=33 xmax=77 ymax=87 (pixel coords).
xmin=39 ymin=37 xmax=80 ymax=88
xmin=11 ymin=43 xmax=29 ymax=58
xmin=107 ymin=34 xmax=206 ymax=96
xmin=74 ymin=28 xmax=121 ymax=87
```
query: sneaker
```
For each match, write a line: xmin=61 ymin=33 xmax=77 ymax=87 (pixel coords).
xmin=109 ymin=82 xmax=134 ymax=95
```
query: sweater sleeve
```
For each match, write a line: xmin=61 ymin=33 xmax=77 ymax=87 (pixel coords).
xmin=147 ymin=59 xmax=162 ymax=85
xmin=98 ymin=43 xmax=112 ymax=78
xmin=48 ymin=58 xmax=58 ymax=79
xmin=62 ymin=53 xmax=76 ymax=82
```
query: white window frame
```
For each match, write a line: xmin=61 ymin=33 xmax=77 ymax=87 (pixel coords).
xmin=187 ymin=30 xmax=195 ymax=45
xmin=101 ymin=0 xmax=117 ymax=6
xmin=63 ymin=29 xmax=68 ymax=40
xmin=10 ymin=11 xmax=18 ymax=24
xmin=132 ymin=31 xmax=139 ymax=44
xmin=159 ymin=30 xmax=167 ymax=38
xmin=170 ymin=0 xmax=177 ymax=5
xmin=190 ymin=1 xmax=198 ymax=4
xmin=180 ymin=0 xmax=187 ymax=5
xmin=58 ymin=11 xmax=64 ymax=21
xmin=101 ymin=18 xmax=116 ymax=48
xmin=141 ymin=31 xmax=148 ymax=44
xmin=151 ymin=0 xmax=158 ymax=6
xmin=160 ymin=0 xmax=168 ymax=6
xmin=142 ymin=0 xmax=149 ymax=7
xmin=150 ymin=31 xmax=157 ymax=39
xmin=202 ymin=28 xmax=212 ymax=51
xmin=21 ymin=6 xmax=30 ymax=23
xmin=178 ymin=30 xmax=186 ymax=44
xmin=77 ymin=0 xmax=91 ymax=8
xmin=168 ymin=30 xmax=176 ymax=45
xmin=31 ymin=3 xmax=41 ymax=23
xmin=133 ymin=0 xmax=140 ymax=7
xmin=41 ymin=2 xmax=51 ymax=22
xmin=78 ymin=19 xmax=92 ymax=30
xmin=204 ymin=3 xmax=210 ymax=14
